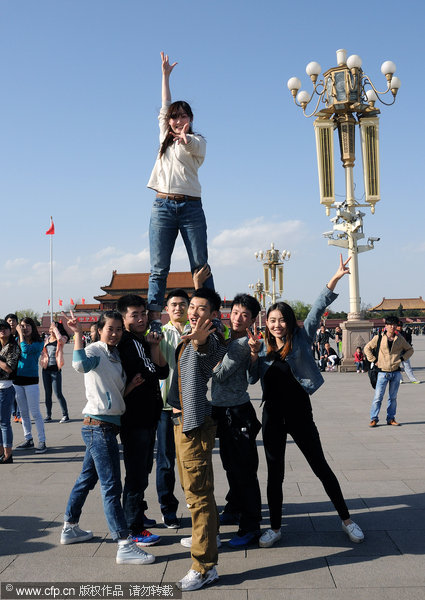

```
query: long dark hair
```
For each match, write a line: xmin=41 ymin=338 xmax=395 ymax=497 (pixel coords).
xmin=53 ymin=321 xmax=69 ymax=341
xmin=159 ymin=101 xmax=194 ymax=158
xmin=21 ymin=317 xmax=42 ymax=343
xmin=265 ymin=302 xmax=298 ymax=361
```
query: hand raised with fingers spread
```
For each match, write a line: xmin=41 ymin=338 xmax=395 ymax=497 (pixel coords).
xmin=181 ymin=318 xmax=215 ymax=347
xmin=171 ymin=121 xmax=189 ymax=145
xmin=161 ymin=51 xmax=177 ymax=76
xmin=327 ymin=254 xmax=351 ymax=291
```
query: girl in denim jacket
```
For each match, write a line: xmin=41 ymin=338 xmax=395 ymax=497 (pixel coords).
xmin=248 ymin=256 xmax=365 ymax=548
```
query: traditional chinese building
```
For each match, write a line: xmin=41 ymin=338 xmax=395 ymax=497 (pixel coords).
xmin=40 ymin=271 xmax=196 ymax=333
xmin=369 ymin=297 xmax=425 ymax=312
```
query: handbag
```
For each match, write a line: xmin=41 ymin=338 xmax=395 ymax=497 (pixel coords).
xmin=368 ymin=333 xmax=382 ymax=389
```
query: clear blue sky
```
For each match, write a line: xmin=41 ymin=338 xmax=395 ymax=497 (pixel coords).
xmin=1 ymin=0 xmax=424 ymax=316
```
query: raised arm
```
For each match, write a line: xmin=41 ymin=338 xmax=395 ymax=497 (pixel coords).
xmin=327 ymin=254 xmax=351 ymax=291
xmin=64 ymin=311 xmax=83 ymax=351
xmin=161 ymin=51 xmax=177 ymax=105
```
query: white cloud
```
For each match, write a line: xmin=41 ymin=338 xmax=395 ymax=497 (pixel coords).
xmin=94 ymin=246 xmax=120 ymax=259
xmin=210 ymin=218 xmax=305 ymax=267
xmin=0 ymin=217 xmax=315 ymax=314
xmin=5 ymin=258 xmax=29 ymax=270
xmin=403 ymin=241 xmax=425 ymax=254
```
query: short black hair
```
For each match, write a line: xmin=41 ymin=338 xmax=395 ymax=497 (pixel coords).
xmin=385 ymin=316 xmax=399 ymax=326
xmin=231 ymin=294 xmax=261 ymax=319
xmin=116 ymin=294 xmax=146 ymax=315
xmin=5 ymin=313 xmax=18 ymax=322
xmin=165 ymin=288 xmax=190 ymax=305
xmin=191 ymin=288 xmax=221 ymax=312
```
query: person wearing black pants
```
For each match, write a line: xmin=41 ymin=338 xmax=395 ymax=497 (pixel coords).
xmin=249 ymin=256 xmax=365 ymax=548
xmin=211 ymin=293 xmax=262 ymax=547
xmin=213 ymin=403 xmax=262 ymax=535
xmin=261 ymin=368 xmax=349 ymax=532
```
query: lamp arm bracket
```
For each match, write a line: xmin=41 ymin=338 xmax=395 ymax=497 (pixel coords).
xmin=303 ymin=91 xmax=325 ymax=118
xmin=363 ymin=76 xmax=396 ymax=106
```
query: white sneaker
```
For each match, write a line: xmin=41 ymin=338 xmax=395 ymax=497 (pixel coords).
xmin=180 ymin=534 xmax=221 ymax=548
xmin=259 ymin=528 xmax=282 ymax=548
xmin=61 ymin=523 xmax=93 ymax=545
xmin=116 ymin=539 xmax=155 ymax=564
xmin=342 ymin=520 xmax=364 ymax=543
xmin=177 ymin=567 xmax=219 ymax=591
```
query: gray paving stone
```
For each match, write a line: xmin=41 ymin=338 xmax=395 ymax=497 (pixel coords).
xmin=1 ymin=338 xmax=425 ymax=598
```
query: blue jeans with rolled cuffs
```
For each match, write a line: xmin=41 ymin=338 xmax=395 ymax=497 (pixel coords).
xmin=148 ymin=198 xmax=214 ymax=311
xmin=64 ymin=424 xmax=129 ymax=540
xmin=370 ymin=371 xmax=402 ymax=423
xmin=0 ymin=386 xmax=15 ymax=448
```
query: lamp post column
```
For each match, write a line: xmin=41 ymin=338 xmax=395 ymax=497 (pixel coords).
xmin=345 ymin=165 xmax=361 ymax=320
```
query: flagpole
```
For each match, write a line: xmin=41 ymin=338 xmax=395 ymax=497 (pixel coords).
xmin=49 ymin=216 xmax=54 ymax=323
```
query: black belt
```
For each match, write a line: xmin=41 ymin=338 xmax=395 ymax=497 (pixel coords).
xmin=171 ymin=413 xmax=183 ymax=426
xmin=156 ymin=193 xmax=201 ymax=203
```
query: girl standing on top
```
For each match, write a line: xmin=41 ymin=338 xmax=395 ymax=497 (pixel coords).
xmin=147 ymin=52 xmax=213 ymax=322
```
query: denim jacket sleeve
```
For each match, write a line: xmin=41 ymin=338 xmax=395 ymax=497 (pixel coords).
xmin=303 ymin=287 xmax=338 ymax=341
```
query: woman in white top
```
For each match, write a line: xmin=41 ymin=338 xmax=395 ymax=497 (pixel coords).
xmin=147 ymin=52 xmax=214 ymax=319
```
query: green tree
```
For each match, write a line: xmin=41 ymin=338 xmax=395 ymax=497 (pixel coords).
xmin=285 ymin=300 xmax=312 ymax=320
xmin=397 ymin=303 xmax=404 ymax=318
xmin=16 ymin=309 xmax=41 ymax=326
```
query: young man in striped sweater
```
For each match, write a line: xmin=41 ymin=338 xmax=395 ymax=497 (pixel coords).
xmin=167 ymin=288 xmax=226 ymax=592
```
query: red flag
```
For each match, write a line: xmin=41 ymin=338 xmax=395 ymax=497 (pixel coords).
xmin=82 ymin=298 xmax=86 ymax=304
xmin=46 ymin=217 xmax=55 ymax=235
xmin=70 ymin=298 xmax=74 ymax=306
xmin=48 ymin=299 xmax=50 ymax=306
xmin=59 ymin=299 xmax=63 ymax=307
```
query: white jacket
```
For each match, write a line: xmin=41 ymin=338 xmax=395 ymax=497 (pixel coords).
xmin=72 ymin=343 xmax=127 ymax=417
xmin=147 ymin=102 xmax=206 ymax=197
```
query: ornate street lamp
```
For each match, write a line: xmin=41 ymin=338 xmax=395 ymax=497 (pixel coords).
xmin=255 ymin=244 xmax=291 ymax=305
xmin=287 ymin=48 xmax=400 ymax=369
xmin=248 ymin=279 xmax=265 ymax=328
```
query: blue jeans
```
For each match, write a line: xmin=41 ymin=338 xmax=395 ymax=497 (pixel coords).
xmin=42 ymin=369 xmax=69 ymax=418
xmin=64 ymin=424 xmax=129 ymax=540
xmin=156 ymin=410 xmax=178 ymax=516
xmin=370 ymin=371 xmax=402 ymax=423
xmin=148 ymin=198 xmax=214 ymax=311
xmin=0 ymin=386 xmax=15 ymax=448
xmin=121 ymin=426 xmax=156 ymax=534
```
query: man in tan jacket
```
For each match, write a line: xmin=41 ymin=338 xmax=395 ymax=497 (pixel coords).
xmin=365 ymin=316 xmax=414 ymax=427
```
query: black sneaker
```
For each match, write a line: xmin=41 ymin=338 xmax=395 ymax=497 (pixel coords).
xmin=44 ymin=416 xmax=52 ymax=423
xmin=35 ymin=442 xmax=47 ymax=454
xmin=15 ymin=439 xmax=34 ymax=450
xmin=162 ymin=514 xmax=179 ymax=529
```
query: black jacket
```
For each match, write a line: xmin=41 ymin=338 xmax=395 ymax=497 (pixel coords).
xmin=118 ymin=330 xmax=169 ymax=429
